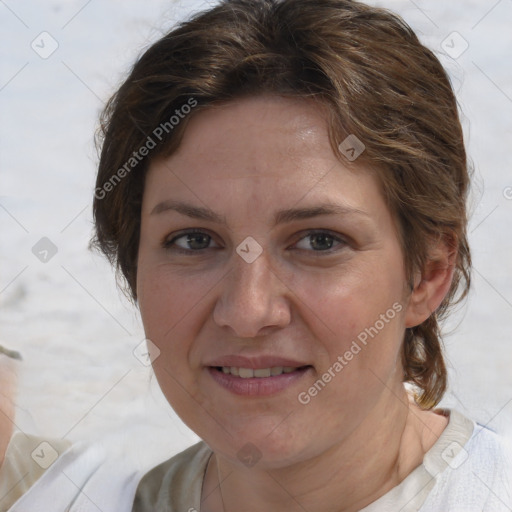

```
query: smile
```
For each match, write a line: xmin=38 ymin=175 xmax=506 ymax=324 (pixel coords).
xmin=217 ymin=366 xmax=298 ymax=378
xmin=207 ymin=365 xmax=312 ymax=396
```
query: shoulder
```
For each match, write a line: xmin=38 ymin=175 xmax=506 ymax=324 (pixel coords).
xmin=422 ymin=409 xmax=512 ymax=511
xmin=132 ymin=441 xmax=212 ymax=512
xmin=0 ymin=430 xmax=144 ymax=512
xmin=0 ymin=431 xmax=71 ymax=511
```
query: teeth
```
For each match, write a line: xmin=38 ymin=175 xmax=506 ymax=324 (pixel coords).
xmin=239 ymin=368 xmax=254 ymax=378
xmin=219 ymin=366 xmax=298 ymax=378
xmin=254 ymin=368 xmax=271 ymax=378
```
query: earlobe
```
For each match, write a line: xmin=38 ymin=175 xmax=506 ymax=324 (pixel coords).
xmin=404 ymin=237 xmax=457 ymax=328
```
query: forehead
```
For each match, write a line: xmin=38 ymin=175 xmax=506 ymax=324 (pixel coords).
xmin=143 ymin=95 xmax=386 ymax=222
xmin=174 ymin=96 xmax=332 ymax=172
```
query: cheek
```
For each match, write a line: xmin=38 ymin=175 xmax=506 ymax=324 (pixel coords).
xmin=138 ymin=261 xmax=213 ymax=340
xmin=136 ymin=263 xmax=221 ymax=387
xmin=289 ymin=258 xmax=407 ymax=394
xmin=137 ymin=267 xmax=213 ymax=427
xmin=291 ymin=272 xmax=406 ymax=426
xmin=293 ymin=259 xmax=404 ymax=336
xmin=137 ymin=273 xmax=182 ymax=381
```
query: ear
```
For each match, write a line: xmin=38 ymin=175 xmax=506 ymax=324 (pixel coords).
xmin=404 ymin=236 xmax=457 ymax=328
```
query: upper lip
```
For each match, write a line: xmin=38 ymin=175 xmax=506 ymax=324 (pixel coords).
xmin=206 ymin=355 xmax=310 ymax=369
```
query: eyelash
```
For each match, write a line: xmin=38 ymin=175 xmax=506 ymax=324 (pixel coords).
xmin=162 ymin=228 xmax=348 ymax=255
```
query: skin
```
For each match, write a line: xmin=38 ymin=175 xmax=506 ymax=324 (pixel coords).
xmin=137 ymin=96 xmax=454 ymax=511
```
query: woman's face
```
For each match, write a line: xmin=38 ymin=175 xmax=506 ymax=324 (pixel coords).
xmin=137 ymin=96 xmax=412 ymax=467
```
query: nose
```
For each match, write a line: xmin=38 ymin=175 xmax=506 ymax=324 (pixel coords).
xmin=212 ymin=248 xmax=291 ymax=338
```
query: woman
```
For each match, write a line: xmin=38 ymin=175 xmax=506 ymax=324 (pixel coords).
xmin=1 ymin=0 xmax=510 ymax=510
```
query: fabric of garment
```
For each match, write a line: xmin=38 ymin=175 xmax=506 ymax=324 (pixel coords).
xmin=0 ymin=432 xmax=142 ymax=512
xmin=1 ymin=409 xmax=511 ymax=511
xmin=132 ymin=408 xmax=512 ymax=512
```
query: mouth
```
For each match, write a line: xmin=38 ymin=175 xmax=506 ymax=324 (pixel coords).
xmin=213 ymin=365 xmax=309 ymax=378
xmin=207 ymin=364 xmax=313 ymax=396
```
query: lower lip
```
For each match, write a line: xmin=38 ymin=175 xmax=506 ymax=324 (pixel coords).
xmin=207 ymin=367 xmax=312 ymax=396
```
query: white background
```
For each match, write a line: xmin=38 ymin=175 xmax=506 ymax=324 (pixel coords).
xmin=1 ymin=0 xmax=511 ymax=467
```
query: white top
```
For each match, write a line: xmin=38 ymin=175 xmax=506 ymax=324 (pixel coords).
xmin=1 ymin=409 xmax=511 ymax=511
xmin=0 ymin=431 xmax=141 ymax=512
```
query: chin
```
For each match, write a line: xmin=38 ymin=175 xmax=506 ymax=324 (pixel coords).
xmin=208 ymin=419 xmax=316 ymax=469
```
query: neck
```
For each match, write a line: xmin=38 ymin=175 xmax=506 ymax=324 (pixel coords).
xmin=202 ymin=385 xmax=448 ymax=512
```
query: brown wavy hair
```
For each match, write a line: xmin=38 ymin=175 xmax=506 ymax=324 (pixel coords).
xmin=92 ymin=0 xmax=471 ymax=409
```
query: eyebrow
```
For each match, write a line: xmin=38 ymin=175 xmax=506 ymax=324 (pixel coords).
xmin=150 ymin=200 xmax=369 ymax=226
